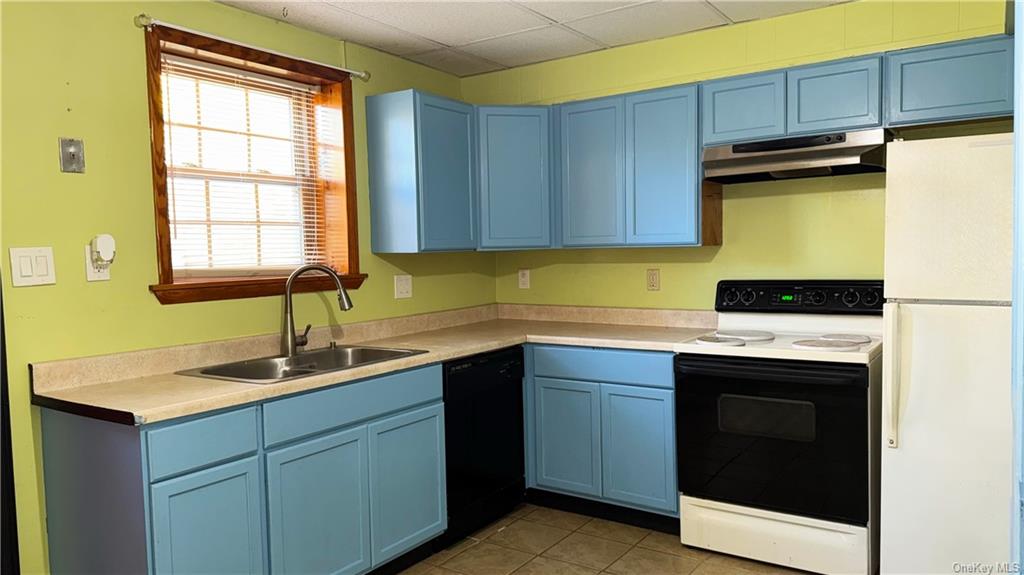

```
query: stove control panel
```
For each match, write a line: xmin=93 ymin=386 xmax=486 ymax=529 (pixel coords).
xmin=715 ymin=280 xmax=883 ymax=315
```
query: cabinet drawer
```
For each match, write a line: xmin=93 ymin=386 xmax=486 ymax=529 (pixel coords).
xmin=532 ymin=345 xmax=673 ymax=388
xmin=147 ymin=407 xmax=258 ymax=482
xmin=263 ymin=365 xmax=442 ymax=448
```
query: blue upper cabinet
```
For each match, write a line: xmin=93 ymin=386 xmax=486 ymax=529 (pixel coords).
xmin=266 ymin=426 xmax=371 ymax=575
xmin=534 ymin=377 xmax=602 ymax=496
xmin=787 ymin=57 xmax=881 ymax=135
xmin=560 ymin=97 xmax=626 ymax=246
xmin=702 ymin=71 xmax=786 ymax=145
xmin=367 ymin=90 xmax=476 ymax=253
xmin=886 ymin=36 xmax=1013 ymax=126
xmin=478 ymin=106 xmax=552 ymax=249
xmin=625 ymin=85 xmax=699 ymax=246
xmin=150 ymin=457 xmax=266 ymax=575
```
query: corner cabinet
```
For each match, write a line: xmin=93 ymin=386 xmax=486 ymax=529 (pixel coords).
xmin=40 ymin=365 xmax=446 ymax=575
xmin=560 ymin=97 xmax=626 ymax=246
xmin=527 ymin=345 xmax=678 ymax=516
xmin=701 ymin=71 xmax=786 ymax=146
xmin=477 ymin=106 xmax=553 ymax=249
xmin=885 ymin=36 xmax=1014 ymax=126
xmin=367 ymin=90 xmax=477 ymax=253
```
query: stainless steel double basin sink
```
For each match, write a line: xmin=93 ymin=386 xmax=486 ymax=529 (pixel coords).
xmin=179 ymin=344 xmax=427 ymax=384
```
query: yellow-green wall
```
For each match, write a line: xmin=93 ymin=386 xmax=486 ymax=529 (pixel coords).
xmin=0 ymin=2 xmax=493 ymax=571
xmin=462 ymin=0 xmax=1006 ymax=310
xmin=0 ymin=0 xmax=1008 ymax=571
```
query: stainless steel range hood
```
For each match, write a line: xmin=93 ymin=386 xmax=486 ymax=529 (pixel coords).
xmin=703 ymin=129 xmax=888 ymax=184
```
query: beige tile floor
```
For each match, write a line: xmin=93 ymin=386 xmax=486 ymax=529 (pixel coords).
xmin=402 ymin=504 xmax=810 ymax=575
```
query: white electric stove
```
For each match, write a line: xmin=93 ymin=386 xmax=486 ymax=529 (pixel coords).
xmin=674 ymin=280 xmax=882 ymax=575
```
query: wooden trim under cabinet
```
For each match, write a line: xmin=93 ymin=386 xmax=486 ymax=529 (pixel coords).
xmin=701 ymin=181 xmax=723 ymax=247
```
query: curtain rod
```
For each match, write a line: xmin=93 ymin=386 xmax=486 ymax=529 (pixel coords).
xmin=134 ymin=13 xmax=371 ymax=82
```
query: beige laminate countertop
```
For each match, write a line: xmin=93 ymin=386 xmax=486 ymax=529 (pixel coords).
xmin=32 ymin=319 xmax=712 ymax=425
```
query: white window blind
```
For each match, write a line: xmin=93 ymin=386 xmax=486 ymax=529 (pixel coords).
xmin=161 ymin=55 xmax=342 ymax=277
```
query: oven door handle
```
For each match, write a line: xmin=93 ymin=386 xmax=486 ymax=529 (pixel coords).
xmin=883 ymin=302 xmax=900 ymax=449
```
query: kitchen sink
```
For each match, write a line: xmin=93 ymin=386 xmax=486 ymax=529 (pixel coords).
xmin=179 ymin=344 xmax=428 ymax=384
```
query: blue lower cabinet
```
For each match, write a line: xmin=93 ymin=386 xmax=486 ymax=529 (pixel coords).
xmin=368 ymin=403 xmax=447 ymax=566
xmin=600 ymin=384 xmax=677 ymax=513
xmin=535 ymin=377 xmax=602 ymax=496
xmin=266 ymin=426 xmax=371 ymax=575
xmin=150 ymin=456 xmax=265 ymax=574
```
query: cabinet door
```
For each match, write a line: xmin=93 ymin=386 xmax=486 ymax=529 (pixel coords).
xmin=417 ymin=93 xmax=476 ymax=251
xmin=368 ymin=403 xmax=446 ymax=566
xmin=702 ymin=71 xmax=786 ymax=145
xmin=600 ymin=384 xmax=676 ymax=514
xmin=534 ymin=377 xmax=602 ymax=496
xmin=787 ymin=57 xmax=881 ymax=135
xmin=625 ymin=85 xmax=699 ymax=246
xmin=478 ymin=106 xmax=551 ymax=249
xmin=560 ymin=97 xmax=625 ymax=246
xmin=266 ymin=426 xmax=370 ymax=575
xmin=886 ymin=36 xmax=1013 ymax=126
xmin=151 ymin=457 xmax=265 ymax=574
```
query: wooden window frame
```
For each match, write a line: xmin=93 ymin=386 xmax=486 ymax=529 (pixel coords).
xmin=144 ymin=25 xmax=365 ymax=304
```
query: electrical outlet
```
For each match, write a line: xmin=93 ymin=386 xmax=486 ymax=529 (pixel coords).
xmin=85 ymin=245 xmax=110 ymax=281
xmin=518 ymin=269 xmax=530 ymax=289
xmin=394 ymin=274 xmax=412 ymax=299
xmin=646 ymin=268 xmax=660 ymax=291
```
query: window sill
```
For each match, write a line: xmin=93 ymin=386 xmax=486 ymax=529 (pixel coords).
xmin=150 ymin=273 xmax=367 ymax=305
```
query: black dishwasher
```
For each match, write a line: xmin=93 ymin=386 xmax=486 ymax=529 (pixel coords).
xmin=441 ymin=346 xmax=525 ymax=545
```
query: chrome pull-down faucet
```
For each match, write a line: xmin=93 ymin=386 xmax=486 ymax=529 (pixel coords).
xmin=282 ymin=264 xmax=353 ymax=357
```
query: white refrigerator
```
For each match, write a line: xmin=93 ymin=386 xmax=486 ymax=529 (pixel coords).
xmin=882 ymin=134 xmax=1014 ymax=574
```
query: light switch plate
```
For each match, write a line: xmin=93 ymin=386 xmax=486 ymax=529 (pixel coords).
xmin=85 ymin=245 xmax=110 ymax=281
xmin=394 ymin=274 xmax=412 ymax=299
xmin=59 ymin=138 xmax=85 ymax=173
xmin=518 ymin=269 xmax=530 ymax=289
xmin=10 ymin=247 xmax=56 ymax=287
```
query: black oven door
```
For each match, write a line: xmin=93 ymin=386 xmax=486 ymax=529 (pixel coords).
xmin=675 ymin=354 xmax=869 ymax=526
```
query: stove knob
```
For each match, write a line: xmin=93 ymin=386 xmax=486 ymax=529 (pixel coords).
xmin=841 ymin=288 xmax=861 ymax=307
xmin=862 ymin=289 xmax=880 ymax=307
xmin=808 ymin=290 xmax=826 ymax=305
xmin=740 ymin=289 xmax=757 ymax=305
xmin=723 ymin=288 xmax=740 ymax=305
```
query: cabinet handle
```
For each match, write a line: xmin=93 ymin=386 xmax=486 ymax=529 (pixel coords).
xmin=883 ymin=302 xmax=901 ymax=449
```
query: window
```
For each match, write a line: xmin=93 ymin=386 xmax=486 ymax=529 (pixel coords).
xmin=145 ymin=26 xmax=363 ymax=304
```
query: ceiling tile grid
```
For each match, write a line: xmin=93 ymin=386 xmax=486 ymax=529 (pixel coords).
xmin=219 ymin=1 xmax=851 ymax=77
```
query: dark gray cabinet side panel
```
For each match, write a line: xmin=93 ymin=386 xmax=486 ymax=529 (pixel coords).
xmin=42 ymin=409 xmax=149 ymax=574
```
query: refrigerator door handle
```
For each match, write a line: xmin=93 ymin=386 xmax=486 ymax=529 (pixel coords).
xmin=883 ymin=302 xmax=901 ymax=448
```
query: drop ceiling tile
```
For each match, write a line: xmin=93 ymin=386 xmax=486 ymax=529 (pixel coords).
xmin=460 ymin=25 xmax=603 ymax=68
xmin=516 ymin=1 xmax=636 ymax=23
xmin=566 ymin=1 xmax=728 ymax=47
xmin=330 ymin=1 xmax=550 ymax=46
xmin=405 ymin=48 xmax=506 ymax=76
xmin=708 ymin=0 xmax=842 ymax=23
xmin=219 ymin=2 xmax=442 ymax=55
